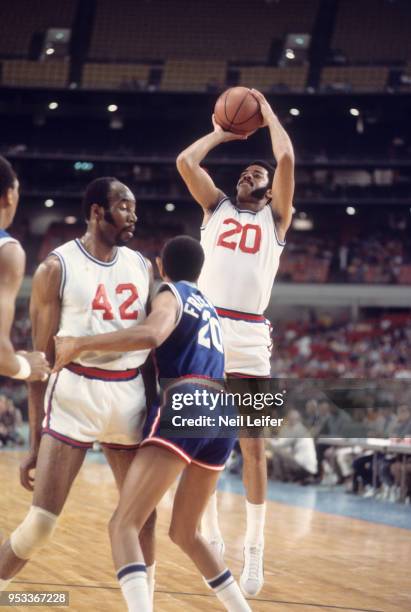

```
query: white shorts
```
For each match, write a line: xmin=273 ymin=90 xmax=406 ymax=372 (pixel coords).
xmin=218 ymin=313 xmax=272 ymax=377
xmin=42 ymin=363 xmax=147 ymax=449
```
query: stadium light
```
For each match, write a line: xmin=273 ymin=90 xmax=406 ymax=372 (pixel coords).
xmin=285 ymin=49 xmax=295 ymax=60
xmin=346 ymin=206 xmax=356 ymax=215
xmin=45 ymin=47 xmax=55 ymax=56
xmin=65 ymin=216 xmax=77 ymax=224
xmin=289 ymin=108 xmax=300 ymax=116
xmin=350 ymin=108 xmax=360 ymax=117
xmin=165 ymin=203 xmax=175 ymax=212
xmin=107 ymin=104 xmax=118 ymax=113
xmin=48 ymin=101 xmax=58 ymax=110
xmin=44 ymin=199 xmax=54 ymax=208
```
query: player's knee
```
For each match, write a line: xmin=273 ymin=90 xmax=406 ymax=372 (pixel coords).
xmin=168 ymin=521 xmax=197 ymax=553
xmin=241 ymin=439 xmax=266 ymax=464
xmin=10 ymin=506 xmax=57 ymax=560
xmin=139 ymin=509 xmax=157 ymax=540
xmin=108 ymin=510 xmax=138 ymax=542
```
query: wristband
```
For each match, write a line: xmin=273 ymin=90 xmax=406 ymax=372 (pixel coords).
xmin=12 ymin=355 xmax=32 ymax=380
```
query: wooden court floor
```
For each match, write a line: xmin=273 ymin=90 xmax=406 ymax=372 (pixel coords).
xmin=0 ymin=451 xmax=410 ymax=612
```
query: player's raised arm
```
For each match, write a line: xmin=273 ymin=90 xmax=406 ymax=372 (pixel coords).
xmin=176 ymin=116 xmax=246 ymax=211
xmin=54 ymin=289 xmax=179 ymax=371
xmin=21 ymin=256 xmax=61 ymax=490
xmin=251 ymin=90 xmax=295 ymax=242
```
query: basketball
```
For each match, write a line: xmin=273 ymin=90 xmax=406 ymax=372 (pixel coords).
xmin=214 ymin=87 xmax=264 ymax=135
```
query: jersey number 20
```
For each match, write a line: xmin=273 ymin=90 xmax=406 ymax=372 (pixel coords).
xmin=92 ymin=283 xmax=139 ymax=320
xmin=198 ymin=310 xmax=224 ymax=353
xmin=217 ymin=218 xmax=261 ymax=254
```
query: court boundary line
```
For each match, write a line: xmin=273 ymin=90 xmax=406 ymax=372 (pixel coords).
xmin=13 ymin=581 xmax=384 ymax=612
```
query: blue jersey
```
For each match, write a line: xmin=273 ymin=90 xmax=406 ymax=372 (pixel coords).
xmin=155 ymin=281 xmax=224 ymax=379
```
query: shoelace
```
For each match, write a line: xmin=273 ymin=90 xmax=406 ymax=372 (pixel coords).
xmin=247 ymin=546 xmax=262 ymax=579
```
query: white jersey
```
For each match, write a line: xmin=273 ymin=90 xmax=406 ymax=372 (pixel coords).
xmin=199 ymin=197 xmax=284 ymax=315
xmin=52 ymin=238 xmax=150 ymax=370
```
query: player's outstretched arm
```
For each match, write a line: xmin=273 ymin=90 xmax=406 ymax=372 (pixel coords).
xmin=20 ymin=256 xmax=62 ymax=490
xmin=54 ymin=289 xmax=179 ymax=371
xmin=252 ymin=90 xmax=295 ymax=242
xmin=176 ymin=116 xmax=246 ymax=211
xmin=0 ymin=242 xmax=49 ymax=382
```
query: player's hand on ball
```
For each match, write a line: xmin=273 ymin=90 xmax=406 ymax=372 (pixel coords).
xmin=250 ymin=89 xmax=276 ymax=127
xmin=53 ymin=336 xmax=79 ymax=372
xmin=212 ymin=114 xmax=250 ymax=142
xmin=20 ymin=449 xmax=38 ymax=491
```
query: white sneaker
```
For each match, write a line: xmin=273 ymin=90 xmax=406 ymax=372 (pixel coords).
xmin=240 ymin=544 xmax=264 ymax=596
xmin=208 ymin=538 xmax=226 ymax=559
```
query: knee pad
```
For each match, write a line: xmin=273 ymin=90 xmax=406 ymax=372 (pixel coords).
xmin=10 ymin=506 xmax=57 ymax=560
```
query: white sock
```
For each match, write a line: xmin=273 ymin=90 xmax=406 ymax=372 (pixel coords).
xmin=202 ymin=491 xmax=222 ymax=541
xmin=0 ymin=578 xmax=10 ymax=591
xmin=117 ymin=563 xmax=150 ymax=612
xmin=245 ymin=501 xmax=266 ymax=547
xmin=207 ymin=569 xmax=251 ymax=611
xmin=146 ymin=562 xmax=156 ymax=604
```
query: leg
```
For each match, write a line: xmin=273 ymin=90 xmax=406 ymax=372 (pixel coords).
xmin=170 ymin=464 xmax=251 ymax=611
xmin=238 ymin=436 xmax=266 ymax=596
xmin=103 ymin=447 xmax=156 ymax=566
xmin=0 ymin=434 xmax=86 ymax=584
xmin=239 ymin=437 xmax=267 ymax=505
xmin=169 ymin=464 xmax=222 ymax=578
xmin=108 ymin=445 xmax=185 ymax=612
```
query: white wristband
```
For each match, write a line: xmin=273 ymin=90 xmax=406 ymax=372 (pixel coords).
xmin=12 ymin=355 xmax=32 ymax=380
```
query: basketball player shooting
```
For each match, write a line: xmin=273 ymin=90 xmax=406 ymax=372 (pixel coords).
xmin=176 ymin=89 xmax=295 ymax=596
xmin=0 ymin=156 xmax=50 ymax=383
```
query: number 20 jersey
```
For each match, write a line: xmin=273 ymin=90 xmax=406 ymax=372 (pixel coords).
xmin=199 ymin=197 xmax=285 ymax=315
xmin=52 ymin=238 xmax=150 ymax=370
xmin=155 ymin=281 xmax=224 ymax=379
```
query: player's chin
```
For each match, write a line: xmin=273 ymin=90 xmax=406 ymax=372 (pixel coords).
xmin=116 ymin=230 xmax=134 ymax=246
xmin=237 ymin=183 xmax=251 ymax=196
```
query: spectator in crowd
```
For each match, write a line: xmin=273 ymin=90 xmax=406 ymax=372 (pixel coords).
xmin=269 ymin=410 xmax=317 ymax=482
xmin=0 ymin=394 xmax=24 ymax=448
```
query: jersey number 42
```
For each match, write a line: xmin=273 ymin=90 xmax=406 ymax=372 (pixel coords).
xmin=92 ymin=283 xmax=139 ymax=320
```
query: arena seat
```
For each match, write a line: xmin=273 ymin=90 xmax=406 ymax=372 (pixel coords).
xmin=82 ymin=63 xmax=151 ymax=90
xmin=1 ymin=59 xmax=69 ymax=88
xmin=90 ymin=0 xmax=318 ymax=63
xmin=238 ymin=65 xmax=308 ymax=93
xmin=321 ymin=66 xmax=389 ymax=92
xmin=0 ymin=0 xmax=75 ymax=58
xmin=331 ymin=0 xmax=411 ymax=64
xmin=160 ymin=60 xmax=227 ymax=92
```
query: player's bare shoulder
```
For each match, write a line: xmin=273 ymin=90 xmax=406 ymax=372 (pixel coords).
xmin=32 ymin=254 xmax=62 ymax=298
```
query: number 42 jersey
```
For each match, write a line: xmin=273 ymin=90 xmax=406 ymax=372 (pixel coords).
xmin=52 ymin=238 xmax=150 ymax=370
xmin=199 ymin=197 xmax=285 ymax=315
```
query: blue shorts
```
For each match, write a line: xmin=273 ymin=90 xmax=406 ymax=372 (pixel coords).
xmin=141 ymin=378 xmax=236 ymax=471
